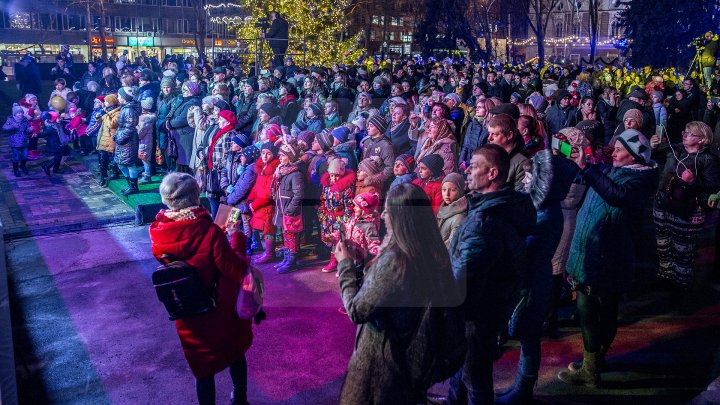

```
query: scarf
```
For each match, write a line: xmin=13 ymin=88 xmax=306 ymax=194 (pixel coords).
xmin=207 ymin=124 xmax=234 ymax=170
xmin=163 ymin=206 xmax=201 ymax=221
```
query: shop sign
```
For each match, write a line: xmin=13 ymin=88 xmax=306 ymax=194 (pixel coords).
xmin=181 ymin=39 xmax=196 ymax=45
xmin=128 ymin=37 xmax=155 ymax=47
xmin=91 ymin=37 xmax=115 ymax=45
xmin=226 ymin=40 xmax=237 ymax=46
xmin=215 ymin=39 xmax=222 ymax=46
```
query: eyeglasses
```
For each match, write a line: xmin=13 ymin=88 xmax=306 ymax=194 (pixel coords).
xmin=682 ymin=130 xmax=702 ymax=138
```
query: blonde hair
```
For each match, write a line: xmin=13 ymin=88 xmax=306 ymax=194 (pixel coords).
xmin=685 ymin=121 xmax=714 ymax=145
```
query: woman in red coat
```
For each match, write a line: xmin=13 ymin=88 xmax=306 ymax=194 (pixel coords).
xmin=247 ymin=141 xmax=281 ymax=263
xmin=149 ymin=172 xmax=252 ymax=405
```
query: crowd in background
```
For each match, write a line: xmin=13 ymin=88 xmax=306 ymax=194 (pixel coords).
xmin=4 ymin=50 xmax=720 ymax=404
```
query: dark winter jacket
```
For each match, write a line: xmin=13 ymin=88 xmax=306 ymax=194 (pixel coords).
xmin=566 ymin=163 xmax=659 ymax=294
xmin=616 ymin=99 xmax=656 ymax=138
xmin=386 ymin=119 xmax=412 ymax=156
xmin=596 ymin=98 xmax=618 ymax=144
xmin=360 ymin=135 xmax=395 ymax=185
xmin=138 ymin=81 xmax=161 ymax=112
xmin=459 ymin=117 xmax=485 ymax=167
xmin=3 ymin=116 xmax=31 ymax=148
xmin=114 ymin=100 xmax=142 ymax=166
xmin=157 ymin=92 xmax=181 ymax=137
xmin=226 ymin=161 xmax=258 ymax=208
xmin=449 ymin=187 xmax=536 ymax=322
xmin=40 ymin=122 xmax=67 ymax=154
xmin=235 ymin=93 xmax=258 ymax=134
xmin=545 ymin=103 xmax=578 ymax=135
xmin=169 ymin=95 xmax=202 ymax=166
xmin=273 ymin=161 xmax=306 ymax=229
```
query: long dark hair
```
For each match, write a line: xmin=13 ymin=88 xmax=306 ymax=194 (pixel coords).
xmin=382 ymin=183 xmax=456 ymax=305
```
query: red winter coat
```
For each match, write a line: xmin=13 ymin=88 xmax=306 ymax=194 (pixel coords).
xmin=248 ymin=157 xmax=280 ymax=234
xmin=412 ymin=177 xmax=443 ymax=215
xmin=149 ymin=207 xmax=252 ymax=378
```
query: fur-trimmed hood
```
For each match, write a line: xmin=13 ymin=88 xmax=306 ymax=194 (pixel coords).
xmin=321 ymin=168 xmax=356 ymax=192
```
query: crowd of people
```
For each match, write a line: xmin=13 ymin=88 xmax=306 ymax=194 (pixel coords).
xmin=4 ymin=51 xmax=720 ymax=404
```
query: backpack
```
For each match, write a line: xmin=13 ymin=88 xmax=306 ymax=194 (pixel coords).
xmin=236 ymin=264 xmax=265 ymax=322
xmin=152 ymin=254 xmax=218 ymax=321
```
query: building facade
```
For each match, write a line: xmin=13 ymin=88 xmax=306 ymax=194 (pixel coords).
xmin=0 ymin=0 xmax=237 ymax=64
xmin=517 ymin=0 xmax=627 ymax=63
xmin=346 ymin=0 xmax=421 ymax=58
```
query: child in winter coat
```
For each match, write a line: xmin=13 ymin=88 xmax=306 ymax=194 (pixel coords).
xmin=411 ymin=153 xmax=444 ymax=215
xmin=65 ymin=107 xmax=88 ymax=154
xmin=18 ymin=94 xmax=43 ymax=159
xmin=3 ymin=105 xmax=32 ymax=176
xmin=225 ymin=144 xmax=260 ymax=255
xmin=436 ymin=172 xmax=467 ymax=248
xmin=324 ymin=101 xmax=340 ymax=128
xmin=318 ymin=157 xmax=356 ymax=272
xmin=328 ymin=126 xmax=358 ymax=170
xmin=85 ymin=96 xmax=105 ymax=151
xmin=342 ymin=192 xmax=381 ymax=262
xmin=97 ymin=93 xmax=121 ymax=187
xmin=137 ymin=97 xmax=157 ymax=184
xmin=39 ymin=111 xmax=68 ymax=176
xmin=248 ymin=142 xmax=281 ymax=264
xmin=273 ymin=142 xmax=306 ymax=274
xmin=389 ymin=153 xmax=417 ymax=190
xmin=356 ymin=156 xmax=385 ymax=196
xmin=48 ymin=78 xmax=71 ymax=109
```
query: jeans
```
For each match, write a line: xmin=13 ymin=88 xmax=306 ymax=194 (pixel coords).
xmin=448 ymin=321 xmax=501 ymax=405
xmin=142 ymin=160 xmax=152 ymax=176
xmin=514 ymin=206 xmax=564 ymax=378
xmin=11 ymin=147 xmax=28 ymax=163
xmin=119 ymin=164 xmax=140 ymax=179
xmin=208 ymin=195 xmax=220 ymax=219
xmin=576 ymin=291 xmax=619 ymax=353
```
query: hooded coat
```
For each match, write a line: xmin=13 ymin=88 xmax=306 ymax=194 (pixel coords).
xmin=97 ymin=106 xmax=120 ymax=153
xmin=449 ymin=187 xmax=537 ymax=322
xmin=169 ymin=95 xmax=202 ymax=166
xmin=272 ymin=160 xmax=306 ymax=229
xmin=138 ymin=112 xmax=157 ymax=163
xmin=149 ymin=207 xmax=252 ymax=378
xmin=319 ymin=170 xmax=357 ymax=246
xmin=437 ymin=196 xmax=467 ymax=249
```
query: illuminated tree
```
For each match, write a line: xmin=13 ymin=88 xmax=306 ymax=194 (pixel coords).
xmin=228 ymin=0 xmax=365 ymax=67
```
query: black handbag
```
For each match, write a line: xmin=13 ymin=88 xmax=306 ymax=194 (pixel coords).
xmin=152 ymin=254 xmax=218 ymax=321
xmin=659 ymin=172 xmax=697 ymax=218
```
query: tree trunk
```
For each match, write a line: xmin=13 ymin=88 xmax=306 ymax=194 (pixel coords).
xmin=99 ymin=0 xmax=108 ymax=62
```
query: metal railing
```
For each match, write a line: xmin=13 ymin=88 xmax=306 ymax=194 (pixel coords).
xmin=217 ymin=37 xmax=306 ymax=72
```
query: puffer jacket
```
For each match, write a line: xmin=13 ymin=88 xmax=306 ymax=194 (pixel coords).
xmin=41 ymin=122 xmax=67 ymax=154
xmin=97 ymin=106 xmax=120 ymax=153
xmin=3 ymin=116 xmax=31 ymax=148
xmin=273 ymin=161 xmax=306 ymax=229
xmin=545 ymin=103 xmax=578 ymax=135
xmin=449 ymin=187 xmax=536 ymax=322
xmin=412 ymin=177 xmax=443 ymax=215
xmin=137 ymin=112 xmax=156 ymax=163
xmin=459 ymin=117 xmax=485 ymax=167
xmin=566 ymin=163 xmax=659 ymax=294
xmin=248 ymin=158 xmax=281 ymax=234
xmin=226 ymin=161 xmax=258 ymax=208
xmin=235 ymin=93 xmax=258 ymax=134
xmin=114 ymin=100 xmax=141 ymax=166
xmin=437 ymin=196 xmax=467 ymax=249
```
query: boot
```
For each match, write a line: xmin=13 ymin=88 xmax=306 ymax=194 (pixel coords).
xmin=276 ymin=252 xmax=299 ymax=274
xmin=138 ymin=174 xmax=152 ymax=184
xmin=120 ymin=177 xmax=132 ymax=194
xmin=273 ymin=248 xmax=289 ymax=269
xmin=568 ymin=347 xmax=607 ymax=372
xmin=20 ymin=160 xmax=29 ymax=175
xmin=321 ymin=254 xmax=338 ymax=273
xmin=254 ymin=239 xmax=276 ymax=264
xmin=495 ymin=372 xmax=536 ymax=404
xmin=249 ymin=231 xmax=262 ymax=253
xmin=52 ymin=163 xmax=63 ymax=174
xmin=121 ymin=178 xmax=139 ymax=196
xmin=12 ymin=162 xmax=20 ymax=177
xmin=107 ymin=165 xmax=121 ymax=180
xmin=41 ymin=162 xmax=52 ymax=176
xmin=558 ymin=350 xmax=600 ymax=388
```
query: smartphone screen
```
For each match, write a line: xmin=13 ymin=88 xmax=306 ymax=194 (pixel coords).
xmin=559 ymin=142 xmax=573 ymax=158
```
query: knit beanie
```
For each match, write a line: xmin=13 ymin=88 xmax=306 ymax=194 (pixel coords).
xmin=232 ymin=133 xmax=251 ymax=148
xmin=264 ymin=123 xmax=282 ymax=143
xmin=442 ymin=172 xmax=466 ymax=194
xmin=202 ymin=95 xmax=221 ymax=109
xmin=308 ymin=102 xmax=323 ymax=118
xmin=42 ymin=111 xmax=60 ymax=123
xmin=218 ymin=109 xmax=237 ymax=127
xmin=261 ymin=141 xmax=279 ymax=157
xmin=368 ymin=114 xmax=389 ymax=134
xmin=104 ymin=93 xmax=119 ymax=106
xmin=358 ymin=156 xmax=384 ymax=176
xmin=241 ymin=144 xmax=260 ymax=163
xmin=575 ymin=120 xmax=604 ymax=144
xmin=353 ymin=192 xmax=380 ymax=214
xmin=316 ymin=130 xmax=334 ymax=152
xmin=331 ymin=126 xmax=351 ymax=144
xmin=95 ymin=95 xmax=105 ymax=104
xmin=279 ymin=142 xmax=300 ymax=163
xmin=118 ymin=86 xmax=137 ymax=101
xmin=327 ymin=157 xmax=347 ymax=174
xmin=182 ymin=81 xmax=200 ymax=96
xmin=352 ymin=115 xmax=367 ymax=131
xmin=395 ymin=153 xmax=415 ymax=172
xmin=357 ymin=92 xmax=372 ymax=101
xmin=420 ymin=154 xmax=444 ymax=178
xmin=616 ymin=129 xmax=651 ymax=164
xmin=259 ymin=102 xmax=280 ymax=118
xmin=297 ymin=130 xmax=315 ymax=147
xmin=214 ymin=99 xmax=232 ymax=112
xmin=652 ymin=91 xmax=664 ymax=101
xmin=160 ymin=76 xmax=175 ymax=88
xmin=140 ymin=97 xmax=154 ymax=111
xmin=12 ymin=104 xmax=23 ymax=116
xmin=623 ymin=109 xmax=644 ymax=127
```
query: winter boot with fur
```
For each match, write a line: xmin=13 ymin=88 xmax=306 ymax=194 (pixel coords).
xmin=558 ymin=350 xmax=601 ymax=388
xmin=321 ymin=254 xmax=338 ymax=273
xmin=255 ymin=238 xmax=276 ymax=264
